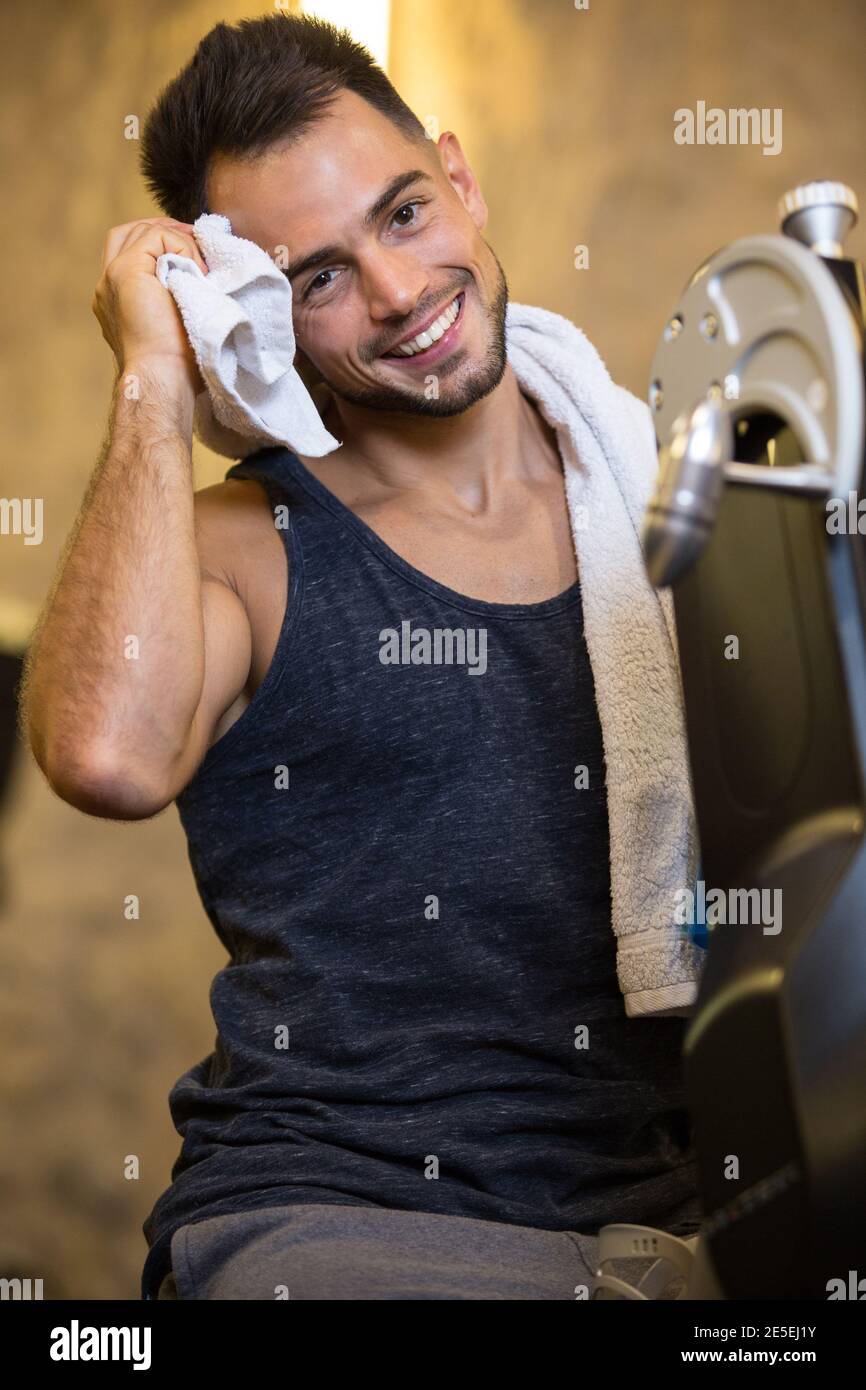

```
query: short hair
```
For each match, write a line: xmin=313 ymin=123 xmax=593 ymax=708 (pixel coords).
xmin=139 ymin=11 xmax=429 ymax=224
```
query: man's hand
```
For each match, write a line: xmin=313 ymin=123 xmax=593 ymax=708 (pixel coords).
xmin=91 ymin=216 xmax=209 ymax=395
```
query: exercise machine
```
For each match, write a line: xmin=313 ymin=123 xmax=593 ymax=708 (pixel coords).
xmin=594 ymin=181 xmax=866 ymax=1300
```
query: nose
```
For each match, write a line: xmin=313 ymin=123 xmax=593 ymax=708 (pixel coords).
xmin=359 ymin=248 xmax=429 ymax=326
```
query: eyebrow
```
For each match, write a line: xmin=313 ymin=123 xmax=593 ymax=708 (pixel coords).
xmin=282 ymin=169 xmax=434 ymax=284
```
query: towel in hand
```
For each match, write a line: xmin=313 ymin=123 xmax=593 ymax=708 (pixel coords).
xmin=158 ymin=214 xmax=706 ymax=1018
xmin=155 ymin=213 xmax=340 ymax=459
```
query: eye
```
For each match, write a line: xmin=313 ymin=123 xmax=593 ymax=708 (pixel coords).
xmin=390 ymin=199 xmax=425 ymax=227
xmin=303 ymin=267 xmax=339 ymax=300
xmin=301 ymin=200 xmax=428 ymax=300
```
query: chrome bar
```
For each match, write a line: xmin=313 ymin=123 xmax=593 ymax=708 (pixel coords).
xmin=722 ymin=462 xmax=833 ymax=496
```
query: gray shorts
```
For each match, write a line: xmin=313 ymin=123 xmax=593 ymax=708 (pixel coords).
xmin=156 ymin=1202 xmax=697 ymax=1300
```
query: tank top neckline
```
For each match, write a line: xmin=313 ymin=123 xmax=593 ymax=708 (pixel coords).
xmin=274 ymin=446 xmax=582 ymax=620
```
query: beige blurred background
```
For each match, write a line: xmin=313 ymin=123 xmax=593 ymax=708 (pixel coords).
xmin=1 ymin=0 xmax=864 ymax=1298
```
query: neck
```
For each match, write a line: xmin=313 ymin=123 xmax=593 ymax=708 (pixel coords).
xmin=317 ymin=365 xmax=561 ymax=513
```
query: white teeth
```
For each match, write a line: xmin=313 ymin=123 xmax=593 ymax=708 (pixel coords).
xmin=390 ymin=295 xmax=460 ymax=356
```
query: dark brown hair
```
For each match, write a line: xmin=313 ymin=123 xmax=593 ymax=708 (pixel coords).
xmin=140 ymin=11 xmax=428 ymax=224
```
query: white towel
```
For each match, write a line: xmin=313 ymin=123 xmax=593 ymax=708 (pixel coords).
xmin=155 ymin=214 xmax=340 ymax=459
xmin=157 ymin=216 xmax=706 ymax=1019
xmin=505 ymin=303 xmax=705 ymax=1018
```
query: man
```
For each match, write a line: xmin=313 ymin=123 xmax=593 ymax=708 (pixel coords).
xmin=21 ymin=13 xmax=701 ymax=1299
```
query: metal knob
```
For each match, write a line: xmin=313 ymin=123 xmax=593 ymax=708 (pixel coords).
xmin=642 ymin=395 xmax=732 ymax=588
xmin=778 ymin=180 xmax=858 ymax=258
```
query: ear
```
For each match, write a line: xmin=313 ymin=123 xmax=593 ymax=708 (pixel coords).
xmin=434 ymin=130 xmax=488 ymax=232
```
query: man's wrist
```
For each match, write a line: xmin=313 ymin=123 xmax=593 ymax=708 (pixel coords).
xmin=117 ymin=354 xmax=202 ymax=401
xmin=113 ymin=356 xmax=199 ymax=442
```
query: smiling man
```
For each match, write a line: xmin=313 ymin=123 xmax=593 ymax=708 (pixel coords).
xmin=209 ymin=118 xmax=508 ymax=418
xmin=22 ymin=12 xmax=702 ymax=1300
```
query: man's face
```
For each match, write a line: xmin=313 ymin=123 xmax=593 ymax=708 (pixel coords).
xmin=206 ymin=88 xmax=508 ymax=418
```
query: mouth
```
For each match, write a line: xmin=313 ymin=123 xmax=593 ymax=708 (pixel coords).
xmin=379 ymin=290 xmax=465 ymax=366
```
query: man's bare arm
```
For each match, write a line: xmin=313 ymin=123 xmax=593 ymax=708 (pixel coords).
xmin=20 ymin=218 xmax=252 ymax=819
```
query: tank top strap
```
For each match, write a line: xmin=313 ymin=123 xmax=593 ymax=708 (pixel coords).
xmin=223 ymin=445 xmax=308 ymax=505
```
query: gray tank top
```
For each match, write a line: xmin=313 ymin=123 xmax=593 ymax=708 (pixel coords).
xmin=142 ymin=444 xmax=701 ymax=1297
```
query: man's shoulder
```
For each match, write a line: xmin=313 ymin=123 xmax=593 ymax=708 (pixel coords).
xmin=192 ymin=473 xmax=285 ymax=589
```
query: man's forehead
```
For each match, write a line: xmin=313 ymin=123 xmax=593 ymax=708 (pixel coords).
xmin=205 ymin=87 xmax=432 ymax=254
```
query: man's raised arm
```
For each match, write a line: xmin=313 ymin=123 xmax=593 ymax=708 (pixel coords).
xmin=21 ymin=218 xmax=251 ymax=819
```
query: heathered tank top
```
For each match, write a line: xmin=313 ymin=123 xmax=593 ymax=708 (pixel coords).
xmin=141 ymin=444 xmax=702 ymax=1297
